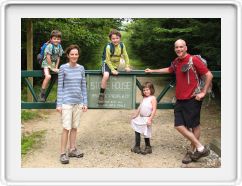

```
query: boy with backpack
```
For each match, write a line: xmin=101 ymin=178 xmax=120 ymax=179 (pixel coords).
xmin=145 ymin=39 xmax=213 ymax=164
xmin=98 ymin=29 xmax=131 ymax=104
xmin=38 ymin=30 xmax=64 ymax=102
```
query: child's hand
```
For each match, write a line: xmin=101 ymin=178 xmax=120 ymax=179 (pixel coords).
xmin=147 ymin=117 xmax=152 ymax=125
xmin=82 ymin=105 xmax=88 ymax=112
xmin=125 ymin=67 xmax=132 ymax=72
xmin=112 ymin=70 xmax=119 ymax=75
xmin=56 ymin=107 xmax=62 ymax=113
xmin=145 ymin=68 xmax=152 ymax=73
xmin=132 ymin=114 xmax=138 ymax=119
xmin=52 ymin=68 xmax=59 ymax=73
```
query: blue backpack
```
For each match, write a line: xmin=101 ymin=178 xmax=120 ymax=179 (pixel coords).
xmin=101 ymin=42 xmax=124 ymax=66
xmin=37 ymin=41 xmax=58 ymax=65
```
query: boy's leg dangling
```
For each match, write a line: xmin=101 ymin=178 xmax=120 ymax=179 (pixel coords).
xmin=98 ymin=88 xmax=105 ymax=105
xmin=39 ymin=88 xmax=46 ymax=102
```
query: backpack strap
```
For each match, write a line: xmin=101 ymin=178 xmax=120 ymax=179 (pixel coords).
xmin=110 ymin=42 xmax=123 ymax=57
xmin=51 ymin=43 xmax=55 ymax=54
xmin=102 ymin=42 xmax=123 ymax=66
xmin=109 ymin=43 xmax=115 ymax=56
xmin=120 ymin=42 xmax=124 ymax=55
xmin=189 ymin=56 xmax=201 ymax=92
xmin=186 ymin=56 xmax=194 ymax=84
xmin=170 ymin=58 xmax=179 ymax=73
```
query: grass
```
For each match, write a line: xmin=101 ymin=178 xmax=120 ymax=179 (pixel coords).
xmin=21 ymin=130 xmax=47 ymax=156
xmin=21 ymin=83 xmax=58 ymax=102
xmin=21 ymin=110 xmax=43 ymax=122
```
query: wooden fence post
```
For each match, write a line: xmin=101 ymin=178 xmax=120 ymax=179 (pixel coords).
xmin=26 ymin=20 xmax=33 ymax=102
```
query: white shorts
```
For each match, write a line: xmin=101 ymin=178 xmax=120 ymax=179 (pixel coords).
xmin=61 ymin=104 xmax=83 ymax=130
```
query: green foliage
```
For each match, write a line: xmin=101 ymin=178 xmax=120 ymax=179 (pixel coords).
xmin=22 ymin=18 xmax=221 ymax=94
xmin=120 ymin=31 xmax=143 ymax=69
xmin=127 ymin=18 xmax=221 ymax=69
xmin=21 ymin=130 xmax=46 ymax=155
xmin=21 ymin=18 xmax=122 ymax=70
xmin=21 ymin=110 xmax=43 ymax=121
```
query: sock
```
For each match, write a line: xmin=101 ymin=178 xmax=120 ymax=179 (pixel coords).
xmin=144 ymin=138 xmax=151 ymax=147
xmin=100 ymin=88 xmax=105 ymax=94
xmin=135 ymin=131 xmax=141 ymax=147
xmin=197 ymin=146 xmax=204 ymax=152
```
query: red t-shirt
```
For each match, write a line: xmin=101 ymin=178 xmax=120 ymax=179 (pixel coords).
xmin=168 ymin=54 xmax=209 ymax=100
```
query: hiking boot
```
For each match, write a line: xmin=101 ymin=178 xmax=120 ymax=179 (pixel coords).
xmin=182 ymin=151 xmax=192 ymax=164
xmin=60 ymin=153 xmax=69 ymax=164
xmin=141 ymin=146 xmax=152 ymax=155
xmin=98 ymin=93 xmax=105 ymax=105
xmin=190 ymin=145 xmax=210 ymax=161
xmin=68 ymin=148 xmax=84 ymax=158
xmin=131 ymin=146 xmax=141 ymax=154
xmin=39 ymin=93 xmax=46 ymax=102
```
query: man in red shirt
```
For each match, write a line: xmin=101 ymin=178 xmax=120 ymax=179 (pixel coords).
xmin=145 ymin=39 xmax=213 ymax=164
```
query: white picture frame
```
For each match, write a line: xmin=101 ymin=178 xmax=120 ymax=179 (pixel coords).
xmin=0 ymin=0 xmax=241 ymax=185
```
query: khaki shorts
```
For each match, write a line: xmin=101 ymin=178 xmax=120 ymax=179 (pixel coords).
xmin=61 ymin=104 xmax=83 ymax=130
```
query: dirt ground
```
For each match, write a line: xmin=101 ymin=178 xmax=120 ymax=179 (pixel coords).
xmin=21 ymin=77 xmax=221 ymax=168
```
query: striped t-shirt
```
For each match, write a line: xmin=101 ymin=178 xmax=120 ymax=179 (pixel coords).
xmin=56 ymin=63 xmax=88 ymax=107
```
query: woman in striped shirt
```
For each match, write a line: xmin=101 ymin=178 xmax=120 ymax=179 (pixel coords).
xmin=56 ymin=44 xmax=88 ymax=164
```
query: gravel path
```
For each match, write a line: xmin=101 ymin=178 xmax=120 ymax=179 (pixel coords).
xmin=21 ymin=77 xmax=221 ymax=168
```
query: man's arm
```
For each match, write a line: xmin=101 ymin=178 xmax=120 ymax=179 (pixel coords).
xmin=145 ymin=67 xmax=171 ymax=74
xmin=195 ymin=71 xmax=213 ymax=100
xmin=201 ymin=71 xmax=213 ymax=94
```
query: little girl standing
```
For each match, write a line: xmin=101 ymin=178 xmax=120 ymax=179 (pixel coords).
xmin=131 ymin=82 xmax=157 ymax=155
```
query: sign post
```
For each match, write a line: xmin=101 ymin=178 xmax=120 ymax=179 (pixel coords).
xmin=87 ymin=75 xmax=136 ymax=109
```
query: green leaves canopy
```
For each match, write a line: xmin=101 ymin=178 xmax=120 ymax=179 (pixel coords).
xmin=127 ymin=18 xmax=221 ymax=70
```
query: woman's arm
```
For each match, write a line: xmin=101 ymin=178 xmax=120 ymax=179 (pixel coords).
xmin=81 ymin=67 xmax=88 ymax=112
xmin=56 ymin=66 xmax=64 ymax=112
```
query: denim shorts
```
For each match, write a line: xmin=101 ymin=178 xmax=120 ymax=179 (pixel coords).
xmin=174 ymin=98 xmax=202 ymax=128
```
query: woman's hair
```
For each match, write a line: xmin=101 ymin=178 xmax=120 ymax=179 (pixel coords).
xmin=108 ymin=29 xmax=122 ymax=39
xmin=50 ymin=30 xmax=62 ymax=38
xmin=65 ymin=44 xmax=81 ymax=56
xmin=141 ymin=82 xmax=155 ymax=97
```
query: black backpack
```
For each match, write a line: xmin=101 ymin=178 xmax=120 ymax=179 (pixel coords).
xmin=101 ymin=42 xmax=124 ymax=66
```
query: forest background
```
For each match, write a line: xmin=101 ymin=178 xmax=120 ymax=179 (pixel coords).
xmin=21 ymin=18 xmax=221 ymax=96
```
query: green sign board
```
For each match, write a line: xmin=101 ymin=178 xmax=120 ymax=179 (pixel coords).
xmin=87 ymin=75 xmax=136 ymax=109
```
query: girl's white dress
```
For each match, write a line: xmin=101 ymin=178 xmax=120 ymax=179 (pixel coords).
xmin=131 ymin=96 xmax=153 ymax=138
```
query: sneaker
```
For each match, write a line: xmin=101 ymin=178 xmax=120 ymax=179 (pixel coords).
xmin=68 ymin=148 xmax=84 ymax=158
xmin=131 ymin=146 xmax=141 ymax=154
xmin=98 ymin=93 xmax=105 ymax=105
xmin=190 ymin=145 xmax=210 ymax=161
xmin=60 ymin=153 xmax=69 ymax=164
xmin=182 ymin=151 xmax=192 ymax=164
xmin=141 ymin=146 xmax=152 ymax=155
xmin=39 ymin=93 xmax=46 ymax=102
